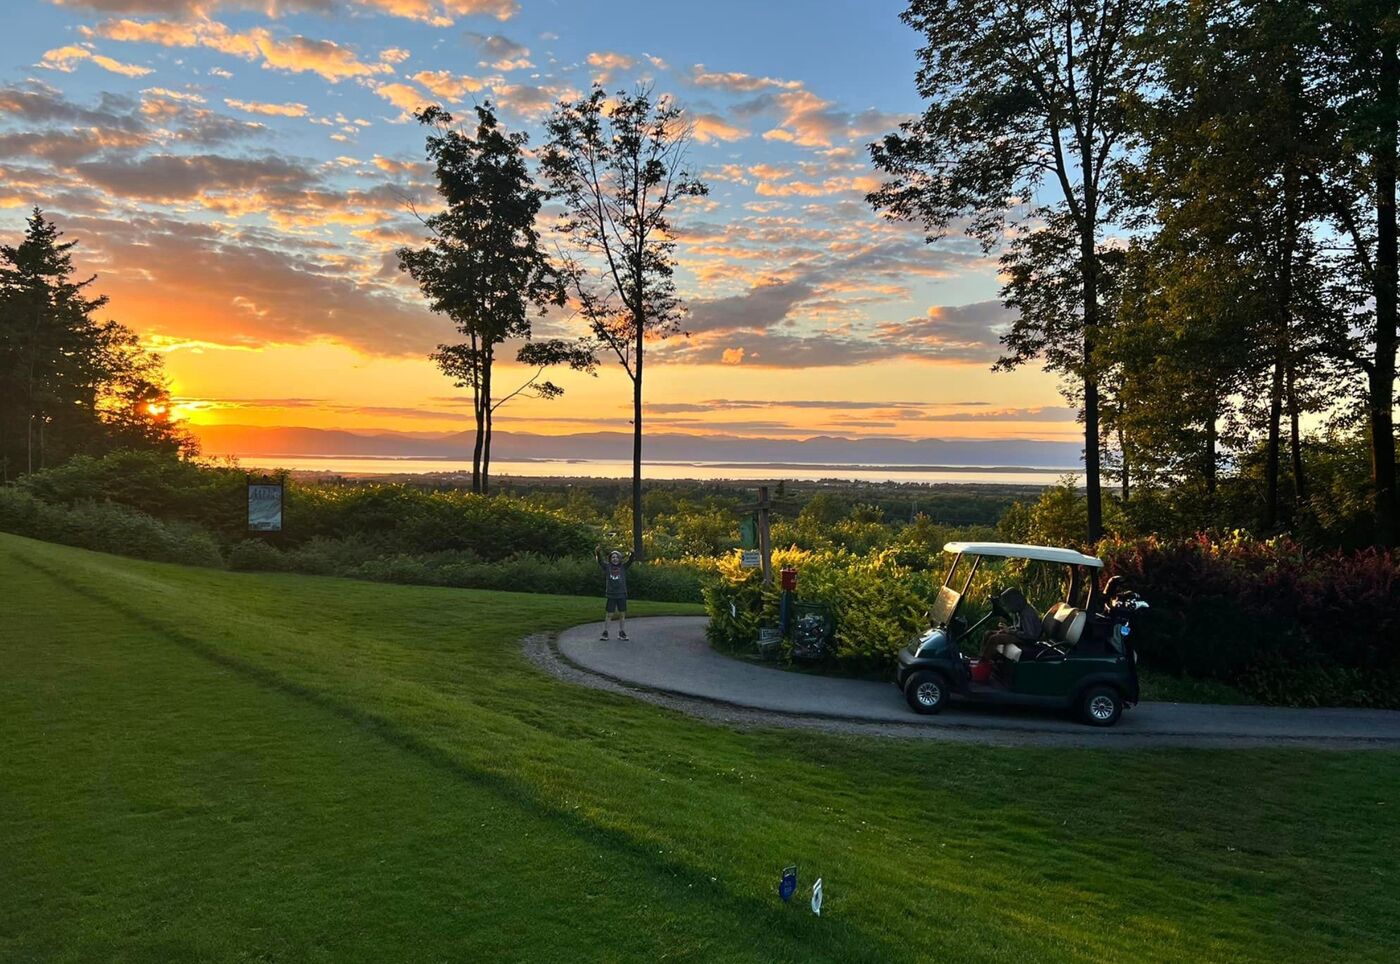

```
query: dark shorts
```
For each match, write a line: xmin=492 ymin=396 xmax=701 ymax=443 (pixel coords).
xmin=605 ymin=597 xmax=627 ymax=613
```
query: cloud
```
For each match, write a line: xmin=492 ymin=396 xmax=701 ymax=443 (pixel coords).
xmin=493 ymin=82 xmax=571 ymax=119
xmin=40 ymin=44 xmax=153 ymax=77
xmin=690 ymin=113 xmax=747 ymax=143
xmin=0 ymin=128 xmax=151 ymax=164
xmin=74 ymin=153 xmax=315 ymax=202
xmin=720 ymin=346 xmax=745 ymax=365
xmin=874 ymin=300 xmax=1016 ymax=362
xmin=411 ymin=69 xmax=491 ymax=101
xmin=53 ymin=1 xmax=333 ymax=13
xmin=52 ymin=1 xmax=518 ymax=24
xmin=646 ymin=399 xmax=987 ymax=414
xmin=90 ymin=18 xmax=399 ymax=83
xmin=373 ymin=81 xmax=434 ymax=118
xmin=684 ymin=279 xmax=815 ymax=334
xmin=225 ymin=98 xmax=308 ymax=117
xmin=463 ymin=32 xmax=532 ymax=70
xmin=61 ymin=213 xmax=440 ymax=356
xmin=586 ymin=50 xmax=634 ymax=83
xmin=688 ymin=64 xmax=802 ymax=93
xmin=0 ymin=81 xmax=263 ymax=167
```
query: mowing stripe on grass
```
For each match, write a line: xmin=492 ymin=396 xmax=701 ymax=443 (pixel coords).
xmin=6 ymin=543 xmax=899 ymax=962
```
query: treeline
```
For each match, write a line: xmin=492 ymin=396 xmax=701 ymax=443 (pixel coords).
xmin=873 ymin=0 xmax=1400 ymax=547
xmin=0 ymin=210 xmax=184 ymax=480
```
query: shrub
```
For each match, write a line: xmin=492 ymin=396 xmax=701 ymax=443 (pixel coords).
xmin=1100 ymin=533 xmax=1400 ymax=707
xmin=704 ymin=547 xmax=935 ymax=674
xmin=0 ymin=487 xmax=223 ymax=567
xmin=345 ymin=551 xmax=708 ymax=602
xmin=227 ymin=538 xmax=289 ymax=572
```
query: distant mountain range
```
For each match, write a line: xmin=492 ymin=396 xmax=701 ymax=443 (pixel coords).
xmin=193 ymin=424 xmax=1083 ymax=469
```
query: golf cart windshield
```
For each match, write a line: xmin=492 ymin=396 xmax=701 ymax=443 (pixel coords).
xmin=929 ymin=551 xmax=980 ymax=629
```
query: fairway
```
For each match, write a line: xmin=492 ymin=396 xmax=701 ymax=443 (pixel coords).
xmin=2 ymin=533 xmax=1398 ymax=962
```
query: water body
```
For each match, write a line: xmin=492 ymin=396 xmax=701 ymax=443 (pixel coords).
xmin=228 ymin=455 xmax=1084 ymax=486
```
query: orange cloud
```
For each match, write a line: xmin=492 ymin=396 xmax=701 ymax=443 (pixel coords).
xmin=410 ymin=69 xmax=491 ymax=101
xmin=357 ymin=0 xmax=519 ymax=25
xmin=690 ymin=113 xmax=747 ymax=143
xmin=91 ymin=18 xmax=399 ymax=83
xmin=720 ymin=347 xmax=745 ymax=365
xmin=689 ymin=64 xmax=802 ymax=93
xmin=373 ymin=82 xmax=433 ymax=118
xmin=40 ymin=44 xmax=153 ymax=77
xmin=62 ymin=1 xmax=517 ymax=27
xmin=225 ymin=98 xmax=309 ymax=117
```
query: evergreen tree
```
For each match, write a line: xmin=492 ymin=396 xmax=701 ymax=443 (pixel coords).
xmin=0 ymin=209 xmax=181 ymax=478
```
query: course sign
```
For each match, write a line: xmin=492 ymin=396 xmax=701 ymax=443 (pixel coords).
xmin=247 ymin=479 xmax=284 ymax=532
xmin=741 ymin=549 xmax=761 ymax=569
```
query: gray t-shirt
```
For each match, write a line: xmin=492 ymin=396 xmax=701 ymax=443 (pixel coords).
xmin=598 ymin=551 xmax=633 ymax=598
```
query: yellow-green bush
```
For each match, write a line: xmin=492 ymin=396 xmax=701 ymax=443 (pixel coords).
xmin=703 ymin=546 xmax=938 ymax=673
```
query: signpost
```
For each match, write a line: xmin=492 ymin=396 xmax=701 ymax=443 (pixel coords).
xmin=247 ymin=477 xmax=284 ymax=532
xmin=756 ymin=485 xmax=773 ymax=585
xmin=741 ymin=549 xmax=761 ymax=568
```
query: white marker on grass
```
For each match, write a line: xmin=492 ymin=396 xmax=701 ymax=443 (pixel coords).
xmin=811 ymin=877 xmax=822 ymax=916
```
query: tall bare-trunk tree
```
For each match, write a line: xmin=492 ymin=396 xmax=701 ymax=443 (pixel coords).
xmin=541 ymin=86 xmax=707 ymax=559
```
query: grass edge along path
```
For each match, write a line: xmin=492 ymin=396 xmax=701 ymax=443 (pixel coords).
xmin=2 ymin=532 xmax=1398 ymax=962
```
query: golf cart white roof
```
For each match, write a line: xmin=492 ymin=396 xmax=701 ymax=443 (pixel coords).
xmin=943 ymin=541 xmax=1104 ymax=568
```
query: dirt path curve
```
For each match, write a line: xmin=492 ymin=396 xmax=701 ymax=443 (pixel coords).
xmin=523 ymin=616 xmax=1400 ymax=750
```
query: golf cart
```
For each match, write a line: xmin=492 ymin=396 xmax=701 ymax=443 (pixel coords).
xmin=895 ymin=542 xmax=1147 ymax=726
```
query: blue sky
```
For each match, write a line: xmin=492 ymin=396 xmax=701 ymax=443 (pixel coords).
xmin=0 ymin=0 xmax=1072 ymax=442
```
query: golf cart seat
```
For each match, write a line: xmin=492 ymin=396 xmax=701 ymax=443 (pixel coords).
xmin=1041 ymin=603 xmax=1086 ymax=644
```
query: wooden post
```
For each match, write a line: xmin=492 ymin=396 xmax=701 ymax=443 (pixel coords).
xmin=757 ymin=484 xmax=773 ymax=585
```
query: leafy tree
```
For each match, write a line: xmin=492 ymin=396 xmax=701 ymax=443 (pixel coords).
xmin=0 ymin=209 xmax=182 ymax=478
xmin=1116 ymin=0 xmax=1345 ymax=531
xmin=541 ymin=86 xmax=707 ymax=559
xmin=399 ymin=103 xmax=583 ymax=495
xmin=1308 ymin=1 xmax=1400 ymax=545
xmin=870 ymin=0 xmax=1152 ymax=543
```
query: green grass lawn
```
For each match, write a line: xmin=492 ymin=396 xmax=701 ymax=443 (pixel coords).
xmin=2 ymin=532 xmax=1397 ymax=962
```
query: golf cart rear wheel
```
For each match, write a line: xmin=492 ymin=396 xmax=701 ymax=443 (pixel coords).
xmin=1079 ymin=685 xmax=1123 ymax=727
xmin=904 ymin=671 xmax=948 ymax=715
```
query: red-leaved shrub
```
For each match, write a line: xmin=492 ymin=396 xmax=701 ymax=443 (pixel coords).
xmin=1100 ymin=533 xmax=1400 ymax=706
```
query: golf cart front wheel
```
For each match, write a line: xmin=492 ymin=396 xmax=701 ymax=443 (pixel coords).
xmin=1079 ymin=686 xmax=1123 ymax=727
xmin=904 ymin=671 xmax=948 ymax=715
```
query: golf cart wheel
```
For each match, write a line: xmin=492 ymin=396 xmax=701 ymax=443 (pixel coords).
xmin=1079 ymin=686 xmax=1123 ymax=727
xmin=904 ymin=671 xmax=948 ymax=715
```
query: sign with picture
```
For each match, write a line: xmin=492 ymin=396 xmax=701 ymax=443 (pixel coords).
xmin=247 ymin=479 xmax=284 ymax=532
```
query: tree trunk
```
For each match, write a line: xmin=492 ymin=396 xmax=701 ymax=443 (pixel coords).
xmin=1080 ymin=227 xmax=1103 ymax=543
xmin=1204 ymin=402 xmax=1218 ymax=496
xmin=482 ymin=343 xmax=493 ymax=496
xmin=470 ymin=333 xmax=484 ymax=495
xmin=1264 ymin=355 xmax=1284 ymax=530
xmin=1116 ymin=412 xmax=1130 ymax=504
xmin=1287 ymin=360 xmax=1306 ymax=502
xmin=1371 ymin=32 xmax=1399 ymax=546
xmin=631 ymin=318 xmax=645 ymax=561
